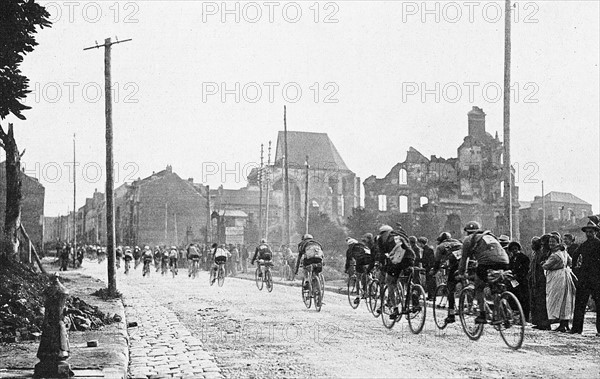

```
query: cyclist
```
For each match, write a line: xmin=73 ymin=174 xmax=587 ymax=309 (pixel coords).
xmin=251 ymin=239 xmax=273 ymax=278
xmin=430 ymin=232 xmax=463 ymax=324
xmin=187 ymin=243 xmax=201 ymax=277
xmin=169 ymin=246 xmax=179 ymax=275
xmin=282 ymin=244 xmax=295 ymax=280
xmin=123 ymin=246 xmax=134 ymax=273
xmin=115 ymin=246 xmax=123 ymax=268
xmin=153 ymin=247 xmax=162 ymax=272
xmin=133 ymin=246 xmax=141 ymax=269
xmin=210 ymin=243 xmax=228 ymax=285
xmin=458 ymin=221 xmax=509 ymax=324
xmin=374 ymin=224 xmax=416 ymax=319
xmin=142 ymin=246 xmax=153 ymax=277
xmin=294 ymin=234 xmax=324 ymax=290
xmin=161 ymin=248 xmax=170 ymax=275
xmin=344 ymin=237 xmax=374 ymax=305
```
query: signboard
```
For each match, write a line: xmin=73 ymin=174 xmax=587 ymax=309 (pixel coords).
xmin=226 ymin=235 xmax=244 ymax=245
xmin=225 ymin=226 xmax=244 ymax=235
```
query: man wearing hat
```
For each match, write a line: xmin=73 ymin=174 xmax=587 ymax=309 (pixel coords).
xmin=570 ymin=221 xmax=600 ymax=335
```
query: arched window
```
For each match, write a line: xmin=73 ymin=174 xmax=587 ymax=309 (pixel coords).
xmin=399 ymin=169 xmax=408 ymax=185
xmin=378 ymin=195 xmax=387 ymax=212
xmin=420 ymin=196 xmax=428 ymax=207
xmin=399 ymin=196 xmax=408 ymax=213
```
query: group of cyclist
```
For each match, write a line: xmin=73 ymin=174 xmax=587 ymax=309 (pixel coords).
xmin=343 ymin=220 xmax=511 ymax=324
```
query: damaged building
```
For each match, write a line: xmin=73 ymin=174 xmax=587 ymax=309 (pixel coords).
xmin=364 ymin=106 xmax=519 ymax=238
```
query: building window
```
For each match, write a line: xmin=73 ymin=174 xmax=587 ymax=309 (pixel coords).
xmin=582 ymin=209 xmax=587 ymax=218
xmin=399 ymin=196 xmax=408 ymax=213
xmin=420 ymin=196 xmax=428 ymax=207
xmin=500 ymin=181 xmax=504 ymax=197
xmin=399 ymin=169 xmax=408 ymax=185
xmin=378 ymin=195 xmax=387 ymax=212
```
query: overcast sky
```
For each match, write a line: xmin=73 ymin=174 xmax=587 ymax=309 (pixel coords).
xmin=3 ymin=0 xmax=598 ymax=217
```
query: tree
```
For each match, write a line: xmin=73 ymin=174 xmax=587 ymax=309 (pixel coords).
xmin=0 ymin=0 xmax=51 ymax=258
xmin=345 ymin=207 xmax=380 ymax=239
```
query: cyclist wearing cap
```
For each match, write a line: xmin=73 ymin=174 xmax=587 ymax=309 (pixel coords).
xmin=430 ymin=232 xmax=463 ymax=324
xmin=210 ymin=243 xmax=229 ymax=284
xmin=295 ymin=234 xmax=324 ymax=290
xmin=187 ymin=243 xmax=201 ymax=277
xmin=169 ymin=246 xmax=179 ymax=275
xmin=458 ymin=221 xmax=509 ymax=324
xmin=344 ymin=237 xmax=374 ymax=305
xmin=374 ymin=224 xmax=416 ymax=319
xmin=251 ymin=239 xmax=273 ymax=278
xmin=141 ymin=246 xmax=153 ymax=277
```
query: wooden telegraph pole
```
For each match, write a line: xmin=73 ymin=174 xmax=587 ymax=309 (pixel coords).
xmin=258 ymin=144 xmax=264 ymax=239
xmin=304 ymin=156 xmax=309 ymax=235
xmin=84 ymin=37 xmax=132 ymax=296
xmin=503 ymin=0 xmax=516 ymax=240
xmin=72 ymin=134 xmax=76 ymax=253
xmin=283 ymin=106 xmax=291 ymax=245
xmin=265 ymin=141 xmax=272 ymax=240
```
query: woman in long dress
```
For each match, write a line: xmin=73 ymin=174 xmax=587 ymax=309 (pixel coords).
xmin=529 ymin=236 xmax=550 ymax=330
xmin=542 ymin=234 xmax=576 ymax=332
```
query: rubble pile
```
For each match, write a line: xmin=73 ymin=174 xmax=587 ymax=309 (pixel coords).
xmin=0 ymin=258 xmax=115 ymax=342
xmin=0 ymin=257 xmax=48 ymax=342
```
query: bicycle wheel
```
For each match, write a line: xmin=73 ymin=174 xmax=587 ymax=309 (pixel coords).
xmin=368 ymin=280 xmax=381 ymax=318
xmin=209 ymin=268 xmax=216 ymax=286
xmin=433 ymin=284 xmax=449 ymax=330
xmin=302 ymin=280 xmax=312 ymax=309
xmin=218 ymin=265 xmax=225 ymax=287
xmin=458 ymin=286 xmax=484 ymax=340
xmin=266 ymin=270 xmax=273 ymax=293
xmin=255 ymin=267 xmax=263 ymax=290
xmin=319 ymin=273 xmax=325 ymax=300
xmin=407 ymin=284 xmax=427 ymax=334
xmin=498 ymin=291 xmax=525 ymax=350
xmin=313 ymin=277 xmax=322 ymax=312
xmin=347 ymin=275 xmax=360 ymax=309
xmin=381 ymin=285 xmax=400 ymax=329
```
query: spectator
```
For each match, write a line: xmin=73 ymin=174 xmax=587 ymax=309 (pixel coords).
xmin=241 ymin=245 xmax=249 ymax=273
xmin=570 ymin=221 xmax=600 ymax=335
xmin=507 ymin=241 xmax=530 ymax=322
xmin=409 ymin=236 xmax=424 ymax=285
xmin=542 ymin=234 xmax=576 ymax=332
xmin=529 ymin=236 xmax=550 ymax=330
xmin=417 ymin=237 xmax=436 ymax=300
xmin=230 ymin=244 xmax=239 ymax=276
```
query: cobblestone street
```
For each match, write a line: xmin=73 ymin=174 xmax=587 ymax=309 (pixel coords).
xmin=82 ymin=260 xmax=600 ymax=378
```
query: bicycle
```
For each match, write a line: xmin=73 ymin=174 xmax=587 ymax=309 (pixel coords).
xmin=300 ymin=263 xmax=323 ymax=312
xmin=281 ymin=261 xmax=292 ymax=281
xmin=380 ymin=267 xmax=427 ymax=334
xmin=161 ymin=260 xmax=169 ymax=276
xmin=367 ymin=263 xmax=383 ymax=318
xmin=189 ymin=258 xmax=200 ymax=279
xmin=347 ymin=265 xmax=371 ymax=310
xmin=458 ymin=269 xmax=525 ymax=350
xmin=142 ymin=260 xmax=151 ymax=277
xmin=210 ymin=262 xmax=226 ymax=287
xmin=255 ymin=260 xmax=274 ymax=292
xmin=124 ymin=259 xmax=131 ymax=275
xmin=433 ymin=261 xmax=477 ymax=330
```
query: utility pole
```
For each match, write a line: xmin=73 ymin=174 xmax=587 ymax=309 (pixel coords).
xmin=174 ymin=212 xmax=178 ymax=246
xmin=259 ymin=144 xmax=264 ymax=239
xmin=206 ymin=185 xmax=211 ymax=243
xmin=84 ymin=36 xmax=131 ymax=296
xmin=304 ymin=156 xmax=309 ymax=235
xmin=503 ymin=0 xmax=516 ymax=240
xmin=164 ymin=203 xmax=168 ymax=243
xmin=283 ymin=106 xmax=291 ymax=245
xmin=73 ymin=133 xmax=76 ymax=252
xmin=265 ymin=141 xmax=272 ymax=241
xmin=542 ymin=181 xmax=546 ymax=234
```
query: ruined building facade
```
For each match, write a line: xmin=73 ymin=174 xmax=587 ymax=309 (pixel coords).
xmin=364 ymin=107 xmax=519 ymax=238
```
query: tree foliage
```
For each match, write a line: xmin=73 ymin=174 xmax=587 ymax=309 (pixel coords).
xmin=0 ymin=0 xmax=51 ymax=120
xmin=345 ymin=206 xmax=379 ymax=239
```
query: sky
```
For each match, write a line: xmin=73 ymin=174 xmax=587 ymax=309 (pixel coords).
xmin=2 ymin=0 xmax=599 ymax=217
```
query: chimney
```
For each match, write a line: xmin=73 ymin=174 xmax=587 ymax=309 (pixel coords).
xmin=166 ymin=165 xmax=172 ymax=173
xmin=467 ymin=106 xmax=486 ymax=138
xmin=188 ymin=178 xmax=194 ymax=183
